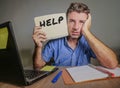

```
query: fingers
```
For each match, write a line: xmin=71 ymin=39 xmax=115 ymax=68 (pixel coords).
xmin=32 ymin=26 xmax=47 ymax=47
xmin=82 ymin=14 xmax=92 ymax=35
xmin=86 ymin=14 xmax=91 ymax=25
xmin=33 ymin=26 xmax=41 ymax=33
xmin=33 ymin=26 xmax=46 ymax=35
xmin=87 ymin=14 xmax=91 ymax=21
xmin=84 ymin=13 xmax=92 ymax=29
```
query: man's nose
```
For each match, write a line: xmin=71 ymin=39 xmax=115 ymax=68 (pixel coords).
xmin=73 ymin=23 xmax=82 ymax=30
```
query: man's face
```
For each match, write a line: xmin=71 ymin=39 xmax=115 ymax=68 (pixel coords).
xmin=67 ymin=11 xmax=88 ymax=39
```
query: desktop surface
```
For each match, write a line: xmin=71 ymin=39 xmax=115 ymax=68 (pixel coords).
xmin=0 ymin=67 xmax=120 ymax=88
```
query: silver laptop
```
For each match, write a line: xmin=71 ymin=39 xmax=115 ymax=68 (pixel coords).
xmin=0 ymin=21 xmax=58 ymax=86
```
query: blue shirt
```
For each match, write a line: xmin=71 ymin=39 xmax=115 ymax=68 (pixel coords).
xmin=42 ymin=36 xmax=96 ymax=66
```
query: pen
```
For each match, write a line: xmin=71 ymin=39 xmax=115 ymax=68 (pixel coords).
xmin=51 ymin=71 xmax=62 ymax=83
xmin=95 ymin=66 xmax=115 ymax=77
xmin=89 ymin=64 xmax=115 ymax=77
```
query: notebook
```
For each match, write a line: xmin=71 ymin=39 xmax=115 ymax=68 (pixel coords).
xmin=34 ymin=13 xmax=68 ymax=40
xmin=0 ymin=21 xmax=58 ymax=86
xmin=63 ymin=65 xmax=120 ymax=84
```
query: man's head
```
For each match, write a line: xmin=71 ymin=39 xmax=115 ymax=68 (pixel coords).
xmin=66 ymin=2 xmax=90 ymax=39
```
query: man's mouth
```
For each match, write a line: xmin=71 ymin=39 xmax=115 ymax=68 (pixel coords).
xmin=72 ymin=32 xmax=79 ymax=35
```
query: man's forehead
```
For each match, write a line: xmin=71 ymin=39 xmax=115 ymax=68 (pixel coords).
xmin=68 ymin=12 xmax=88 ymax=21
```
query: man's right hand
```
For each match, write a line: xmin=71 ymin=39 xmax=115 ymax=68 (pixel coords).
xmin=32 ymin=26 xmax=47 ymax=69
xmin=32 ymin=26 xmax=47 ymax=48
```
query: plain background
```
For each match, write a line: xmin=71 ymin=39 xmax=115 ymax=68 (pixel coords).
xmin=0 ymin=0 xmax=120 ymax=67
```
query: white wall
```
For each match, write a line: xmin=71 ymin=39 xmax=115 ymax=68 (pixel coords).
xmin=0 ymin=0 xmax=120 ymax=66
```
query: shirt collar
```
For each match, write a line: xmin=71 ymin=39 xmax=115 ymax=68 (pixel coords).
xmin=64 ymin=37 xmax=68 ymax=47
xmin=64 ymin=36 xmax=84 ymax=47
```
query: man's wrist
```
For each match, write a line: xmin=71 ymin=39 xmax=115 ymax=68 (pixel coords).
xmin=35 ymin=45 xmax=42 ymax=50
xmin=82 ymin=28 xmax=90 ymax=37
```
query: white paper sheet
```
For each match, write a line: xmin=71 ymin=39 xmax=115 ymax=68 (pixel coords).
xmin=66 ymin=66 xmax=108 ymax=82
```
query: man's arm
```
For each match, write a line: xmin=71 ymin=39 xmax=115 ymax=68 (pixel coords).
xmin=33 ymin=46 xmax=46 ymax=69
xmin=82 ymin=14 xmax=118 ymax=68
xmin=32 ymin=26 xmax=46 ymax=69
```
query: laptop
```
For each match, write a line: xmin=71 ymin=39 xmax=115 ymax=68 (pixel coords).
xmin=0 ymin=21 xmax=58 ymax=86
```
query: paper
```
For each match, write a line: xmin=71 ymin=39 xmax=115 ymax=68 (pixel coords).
xmin=41 ymin=65 xmax=56 ymax=71
xmin=66 ymin=65 xmax=120 ymax=83
xmin=96 ymin=66 xmax=120 ymax=77
xmin=34 ymin=13 xmax=68 ymax=40
xmin=0 ymin=27 xmax=8 ymax=49
xmin=66 ymin=66 xmax=108 ymax=83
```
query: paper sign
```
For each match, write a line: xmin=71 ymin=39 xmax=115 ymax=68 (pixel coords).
xmin=0 ymin=27 xmax=8 ymax=49
xmin=34 ymin=13 xmax=68 ymax=40
xmin=41 ymin=65 xmax=56 ymax=71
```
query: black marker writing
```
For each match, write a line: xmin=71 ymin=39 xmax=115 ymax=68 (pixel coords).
xmin=39 ymin=16 xmax=64 ymax=27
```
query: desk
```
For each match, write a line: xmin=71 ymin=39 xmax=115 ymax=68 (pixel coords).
xmin=0 ymin=67 xmax=120 ymax=88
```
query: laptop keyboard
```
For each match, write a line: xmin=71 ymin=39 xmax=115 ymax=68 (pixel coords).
xmin=24 ymin=70 xmax=47 ymax=79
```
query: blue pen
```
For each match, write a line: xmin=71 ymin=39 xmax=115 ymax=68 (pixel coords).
xmin=51 ymin=71 xmax=62 ymax=83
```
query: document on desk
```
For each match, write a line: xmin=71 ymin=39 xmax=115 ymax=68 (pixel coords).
xmin=66 ymin=65 xmax=120 ymax=83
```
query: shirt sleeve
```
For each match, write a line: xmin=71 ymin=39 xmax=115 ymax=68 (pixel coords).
xmin=42 ymin=41 xmax=54 ymax=62
xmin=85 ymin=40 xmax=96 ymax=59
xmin=88 ymin=47 xmax=96 ymax=58
xmin=82 ymin=36 xmax=96 ymax=59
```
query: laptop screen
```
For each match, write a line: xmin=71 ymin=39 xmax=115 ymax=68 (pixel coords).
xmin=0 ymin=21 xmax=20 ymax=68
xmin=0 ymin=21 xmax=26 ymax=85
xmin=0 ymin=27 xmax=8 ymax=50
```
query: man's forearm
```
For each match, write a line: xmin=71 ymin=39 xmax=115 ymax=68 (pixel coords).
xmin=83 ymin=30 xmax=118 ymax=68
xmin=33 ymin=46 xmax=46 ymax=69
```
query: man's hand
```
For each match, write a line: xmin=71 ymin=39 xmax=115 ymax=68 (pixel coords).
xmin=32 ymin=26 xmax=47 ymax=48
xmin=32 ymin=26 xmax=47 ymax=69
xmin=82 ymin=14 xmax=91 ymax=34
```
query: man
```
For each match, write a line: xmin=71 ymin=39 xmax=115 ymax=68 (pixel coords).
xmin=32 ymin=2 xmax=118 ymax=69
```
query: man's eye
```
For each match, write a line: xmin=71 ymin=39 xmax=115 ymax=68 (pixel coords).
xmin=80 ymin=21 xmax=85 ymax=24
xmin=69 ymin=20 xmax=74 ymax=23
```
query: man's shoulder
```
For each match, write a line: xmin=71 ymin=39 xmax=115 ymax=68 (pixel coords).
xmin=79 ymin=36 xmax=87 ymax=42
xmin=49 ymin=37 xmax=65 ymax=43
xmin=45 ymin=37 xmax=65 ymax=46
xmin=79 ymin=36 xmax=89 ymax=47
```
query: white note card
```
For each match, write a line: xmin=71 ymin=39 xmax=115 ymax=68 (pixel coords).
xmin=34 ymin=13 xmax=68 ymax=40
